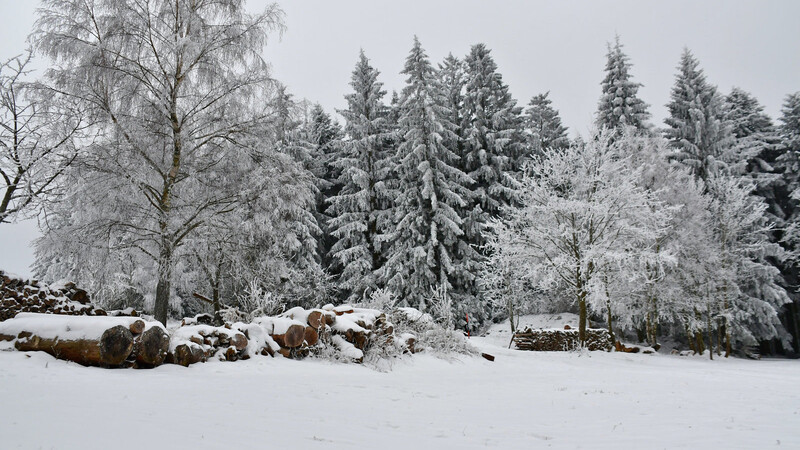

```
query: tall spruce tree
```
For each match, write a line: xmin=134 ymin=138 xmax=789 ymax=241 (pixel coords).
xmin=461 ymin=44 xmax=524 ymax=215
xmin=524 ymin=92 xmax=569 ymax=155
xmin=777 ymin=92 xmax=800 ymax=353
xmin=438 ymin=52 xmax=486 ymax=328
xmin=724 ymin=87 xmax=778 ymax=176
xmin=380 ymin=37 xmax=473 ymax=311
xmin=664 ymin=49 xmax=733 ymax=181
xmin=596 ymin=35 xmax=650 ymax=132
xmin=327 ymin=51 xmax=392 ymax=303
xmin=305 ymin=104 xmax=342 ymax=273
xmin=438 ymin=54 xmax=467 ymax=165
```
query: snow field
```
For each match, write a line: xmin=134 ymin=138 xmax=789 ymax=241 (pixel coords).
xmin=1 ymin=337 xmax=798 ymax=449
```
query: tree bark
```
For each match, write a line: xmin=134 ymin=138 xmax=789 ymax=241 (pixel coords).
xmin=154 ymin=245 xmax=173 ymax=326
xmin=578 ymin=291 xmax=587 ymax=345
xmin=15 ymin=325 xmax=134 ymax=367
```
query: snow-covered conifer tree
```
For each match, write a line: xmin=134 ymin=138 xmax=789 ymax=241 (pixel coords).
xmin=664 ymin=49 xmax=734 ymax=181
xmin=461 ymin=43 xmax=524 ymax=209
xmin=723 ymin=87 xmax=779 ymax=176
xmin=596 ymin=36 xmax=650 ymax=132
xmin=327 ymin=51 xmax=393 ymax=303
xmin=380 ymin=37 xmax=473 ymax=312
xmin=524 ymin=92 xmax=569 ymax=156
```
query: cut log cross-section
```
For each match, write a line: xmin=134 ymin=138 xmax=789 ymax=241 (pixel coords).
xmin=306 ymin=310 xmax=324 ymax=330
xmin=304 ymin=327 xmax=319 ymax=346
xmin=272 ymin=324 xmax=306 ymax=348
xmin=131 ymin=326 xmax=170 ymax=367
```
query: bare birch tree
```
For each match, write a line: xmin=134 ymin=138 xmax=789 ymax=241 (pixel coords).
xmin=0 ymin=52 xmax=83 ymax=224
xmin=32 ymin=0 xmax=284 ymax=324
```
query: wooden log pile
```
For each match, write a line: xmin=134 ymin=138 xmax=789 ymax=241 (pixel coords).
xmin=0 ymin=313 xmax=169 ymax=367
xmin=166 ymin=324 xmax=250 ymax=366
xmin=512 ymin=326 xmax=613 ymax=352
xmin=0 ymin=270 xmax=113 ymax=321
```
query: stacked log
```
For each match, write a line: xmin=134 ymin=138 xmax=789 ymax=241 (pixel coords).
xmin=166 ymin=324 xmax=249 ymax=366
xmin=0 ymin=313 xmax=168 ymax=367
xmin=0 ymin=271 xmax=120 ymax=321
xmin=512 ymin=327 xmax=612 ymax=352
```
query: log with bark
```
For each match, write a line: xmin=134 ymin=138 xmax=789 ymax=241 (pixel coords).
xmin=0 ymin=313 xmax=169 ymax=367
xmin=15 ymin=325 xmax=134 ymax=367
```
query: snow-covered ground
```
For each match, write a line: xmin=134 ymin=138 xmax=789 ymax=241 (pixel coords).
xmin=1 ymin=333 xmax=799 ymax=449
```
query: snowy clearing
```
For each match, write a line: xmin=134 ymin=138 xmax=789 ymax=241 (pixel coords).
xmin=1 ymin=337 xmax=798 ymax=449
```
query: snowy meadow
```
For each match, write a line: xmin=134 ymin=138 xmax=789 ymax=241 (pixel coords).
xmin=2 ymin=336 xmax=799 ymax=449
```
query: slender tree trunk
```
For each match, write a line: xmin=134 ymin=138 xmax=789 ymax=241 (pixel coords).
xmin=154 ymin=245 xmax=172 ymax=326
xmin=578 ymin=290 xmax=587 ymax=345
xmin=606 ymin=299 xmax=615 ymax=346
xmin=508 ymin=297 xmax=516 ymax=334
xmin=685 ymin=322 xmax=696 ymax=353
xmin=707 ymin=306 xmax=714 ymax=361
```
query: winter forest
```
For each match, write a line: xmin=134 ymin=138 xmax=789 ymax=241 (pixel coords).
xmin=1 ymin=1 xmax=800 ymax=447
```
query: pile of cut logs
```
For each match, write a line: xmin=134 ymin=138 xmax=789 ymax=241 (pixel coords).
xmin=0 ymin=313 xmax=169 ymax=367
xmin=512 ymin=326 xmax=612 ymax=351
xmin=0 ymin=268 xmax=427 ymax=368
xmin=164 ymin=304 xmax=412 ymax=366
xmin=0 ymin=271 xmax=106 ymax=321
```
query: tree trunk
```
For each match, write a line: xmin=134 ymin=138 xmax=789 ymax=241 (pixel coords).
xmin=685 ymin=323 xmax=696 ymax=353
xmin=606 ymin=299 xmax=615 ymax=346
xmin=154 ymin=246 xmax=173 ymax=326
xmin=212 ymin=284 xmax=222 ymax=326
xmin=578 ymin=291 xmax=587 ymax=345
xmin=707 ymin=307 xmax=713 ymax=361
xmin=508 ymin=297 xmax=516 ymax=334
xmin=694 ymin=331 xmax=705 ymax=355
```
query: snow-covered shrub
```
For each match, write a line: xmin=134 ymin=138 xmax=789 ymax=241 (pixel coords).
xmin=356 ymin=288 xmax=397 ymax=312
xmin=224 ymin=279 xmax=286 ymax=323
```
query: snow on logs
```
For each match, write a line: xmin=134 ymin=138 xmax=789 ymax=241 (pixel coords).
xmin=0 ymin=299 xmax=420 ymax=368
xmin=0 ymin=313 xmax=169 ymax=367
xmin=512 ymin=326 xmax=613 ymax=352
xmin=166 ymin=324 xmax=250 ymax=366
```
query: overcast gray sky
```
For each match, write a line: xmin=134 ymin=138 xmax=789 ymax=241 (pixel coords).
xmin=1 ymin=0 xmax=799 ymax=277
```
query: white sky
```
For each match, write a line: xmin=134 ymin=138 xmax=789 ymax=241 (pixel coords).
xmin=1 ymin=0 xmax=799 ymax=277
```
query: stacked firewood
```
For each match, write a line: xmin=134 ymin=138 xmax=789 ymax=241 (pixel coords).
xmin=168 ymin=304 xmax=406 ymax=366
xmin=0 ymin=313 xmax=169 ymax=367
xmin=0 ymin=271 xmax=107 ymax=321
xmin=512 ymin=326 xmax=613 ymax=351
xmin=167 ymin=324 xmax=250 ymax=366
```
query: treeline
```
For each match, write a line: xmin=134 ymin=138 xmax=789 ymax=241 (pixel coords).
xmin=1 ymin=1 xmax=798 ymax=355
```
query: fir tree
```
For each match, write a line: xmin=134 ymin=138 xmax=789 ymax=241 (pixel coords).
xmin=776 ymin=92 xmax=800 ymax=353
xmin=438 ymin=54 xmax=467 ymax=165
xmin=780 ymin=93 xmax=800 ymax=154
xmin=596 ymin=35 xmax=650 ymax=132
xmin=380 ymin=37 xmax=473 ymax=311
xmin=524 ymin=92 xmax=569 ymax=155
xmin=664 ymin=49 xmax=734 ymax=181
xmin=327 ymin=51 xmax=392 ymax=303
xmin=305 ymin=103 xmax=342 ymax=273
xmin=723 ymin=88 xmax=778 ymax=176
xmin=461 ymin=43 xmax=524 ymax=215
